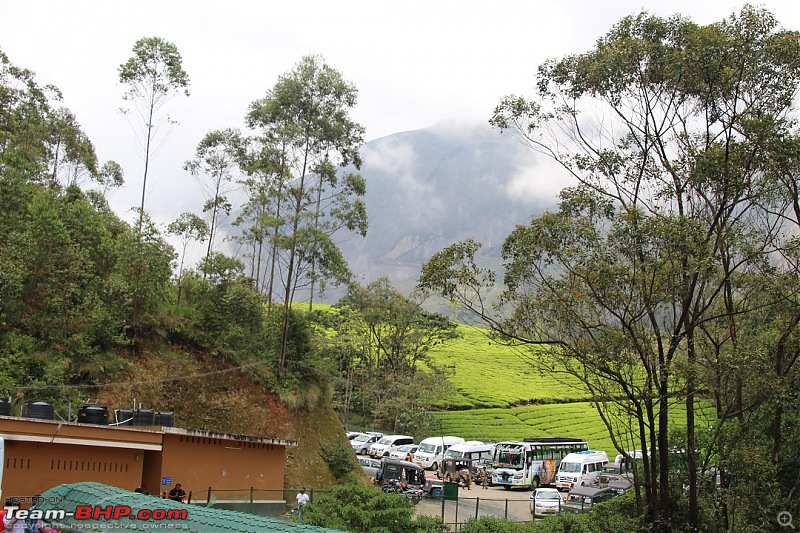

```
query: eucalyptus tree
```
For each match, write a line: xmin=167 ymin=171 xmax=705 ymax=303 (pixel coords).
xmin=46 ymin=107 xmax=98 ymax=188
xmin=0 ymin=49 xmax=96 ymax=186
xmin=246 ymin=55 xmax=367 ymax=372
xmin=421 ymin=7 xmax=800 ymax=532
xmin=118 ymin=36 xmax=189 ymax=230
xmin=183 ymin=128 xmax=242 ymax=266
xmin=97 ymin=160 xmax=125 ymax=197
xmin=167 ymin=212 xmax=209 ymax=305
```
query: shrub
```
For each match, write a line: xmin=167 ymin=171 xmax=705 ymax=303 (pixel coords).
xmin=320 ymin=439 xmax=356 ymax=479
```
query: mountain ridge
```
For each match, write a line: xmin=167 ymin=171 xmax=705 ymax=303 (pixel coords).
xmin=334 ymin=122 xmax=565 ymax=296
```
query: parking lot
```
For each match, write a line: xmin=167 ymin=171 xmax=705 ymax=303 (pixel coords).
xmin=414 ymin=482 xmax=535 ymax=526
xmin=359 ymin=454 xmax=535 ymax=525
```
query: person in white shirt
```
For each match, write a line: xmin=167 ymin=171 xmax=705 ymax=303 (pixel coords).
xmin=296 ymin=488 xmax=310 ymax=520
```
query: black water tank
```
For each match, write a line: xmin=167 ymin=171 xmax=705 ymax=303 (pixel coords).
xmin=155 ymin=411 xmax=175 ymax=427
xmin=78 ymin=405 xmax=109 ymax=425
xmin=23 ymin=401 xmax=54 ymax=420
xmin=115 ymin=409 xmax=134 ymax=425
xmin=133 ymin=409 xmax=155 ymax=426
xmin=0 ymin=398 xmax=11 ymax=416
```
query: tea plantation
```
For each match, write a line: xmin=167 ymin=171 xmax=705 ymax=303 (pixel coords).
xmin=426 ymin=325 xmax=713 ymax=454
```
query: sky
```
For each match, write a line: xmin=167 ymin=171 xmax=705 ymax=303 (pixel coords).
xmin=1 ymin=0 xmax=799 ymax=235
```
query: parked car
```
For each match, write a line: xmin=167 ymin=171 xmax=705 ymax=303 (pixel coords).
xmin=351 ymin=433 xmax=381 ymax=455
xmin=388 ymin=444 xmax=419 ymax=461
xmin=347 ymin=431 xmax=366 ymax=440
xmin=562 ymin=485 xmax=618 ymax=514
xmin=369 ymin=435 xmax=414 ymax=458
xmin=359 ymin=456 xmax=381 ymax=478
xmin=530 ymin=487 xmax=564 ymax=518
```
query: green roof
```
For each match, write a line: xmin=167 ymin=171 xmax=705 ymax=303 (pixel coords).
xmin=38 ymin=482 xmax=346 ymax=533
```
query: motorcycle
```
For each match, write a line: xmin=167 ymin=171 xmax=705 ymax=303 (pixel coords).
xmin=382 ymin=479 xmax=424 ymax=502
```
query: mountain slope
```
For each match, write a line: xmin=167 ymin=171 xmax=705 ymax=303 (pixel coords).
xmin=337 ymin=122 xmax=567 ymax=294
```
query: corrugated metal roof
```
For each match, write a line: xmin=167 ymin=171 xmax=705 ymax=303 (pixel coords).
xmin=37 ymin=482 xmax=345 ymax=533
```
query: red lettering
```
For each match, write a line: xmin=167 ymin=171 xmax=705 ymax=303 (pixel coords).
xmin=166 ymin=509 xmax=188 ymax=520
xmin=138 ymin=509 xmax=151 ymax=520
xmin=112 ymin=506 xmax=131 ymax=520
xmin=151 ymin=509 xmax=166 ymax=520
xmin=74 ymin=506 xmax=92 ymax=520
xmin=94 ymin=506 xmax=114 ymax=520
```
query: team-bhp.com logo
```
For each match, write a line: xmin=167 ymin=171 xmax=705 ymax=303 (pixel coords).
xmin=5 ymin=505 xmax=188 ymax=521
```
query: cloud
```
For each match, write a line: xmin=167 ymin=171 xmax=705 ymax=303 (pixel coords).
xmin=362 ymin=140 xmax=419 ymax=189
xmin=505 ymin=146 xmax=575 ymax=208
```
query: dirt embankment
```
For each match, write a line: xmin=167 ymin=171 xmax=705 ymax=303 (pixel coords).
xmin=96 ymin=347 xmax=363 ymax=489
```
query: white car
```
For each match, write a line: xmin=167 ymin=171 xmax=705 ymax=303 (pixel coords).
xmin=387 ymin=444 xmax=419 ymax=461
xmin=368 ymin=435 xmax=414 ymax=458
xmin=530 ymin=487 xmax=564 ymax=518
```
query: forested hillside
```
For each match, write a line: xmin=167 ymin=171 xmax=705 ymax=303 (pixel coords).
xmin=0 ymin=47 xmax=379 ymax=489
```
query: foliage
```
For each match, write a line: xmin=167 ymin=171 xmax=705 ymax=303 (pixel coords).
xmin=118 ymin=36 xmax=189 ymax=227
xmin=422 ymin=6 xmax=800 ymax=531
xmin=319 ymin=438 xmax=356 ymax=479
xmin=303 ymin=483 xmax=446 ymax=533
xmin=183 ymin=128 xmax=242 ymax=263
xmin=584 ymin=490 xmax=644 ymax=533
xmin=314 ymin=280 xmax=459 ymax=434
xmin=245 ymin=54 xmax=367 ymax=371
xmin=459 ymin=516 xmax=535 ymax=533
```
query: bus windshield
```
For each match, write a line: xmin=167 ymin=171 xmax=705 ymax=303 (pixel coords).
xmin=494 ymin=444 xmax=524 ymax=468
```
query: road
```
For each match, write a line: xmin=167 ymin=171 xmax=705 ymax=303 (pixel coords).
xmin=414 ymin=482 xmax=535 ymax=526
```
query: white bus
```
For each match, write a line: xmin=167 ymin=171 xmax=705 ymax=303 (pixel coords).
xmin=492 ymin=438 xmax=589 ymax=490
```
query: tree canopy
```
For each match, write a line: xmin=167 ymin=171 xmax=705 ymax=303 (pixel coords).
xmin=422 ymin=6 xmax=800 ymax=532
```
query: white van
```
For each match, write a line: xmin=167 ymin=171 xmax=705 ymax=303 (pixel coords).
xmin=368 ymin=435 xmax=414 ymax=458
xmin=555 ymin=450 xmax=609 ymax=490
xmin=413 ymin=436 xmax=465 ymax=471
xmin=443 ymin=441 xmax=494 ymax=469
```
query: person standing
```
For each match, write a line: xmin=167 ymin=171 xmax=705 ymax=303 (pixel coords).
xmin=460 ymin=467 xmax=472 ymax=490
xmin=296 ymin=488 xmax=310 ymax=521
xmin=480 ymin=467 xmax=489 ymax=489
xmin=168 ymin=483 xmax=186 ymax=502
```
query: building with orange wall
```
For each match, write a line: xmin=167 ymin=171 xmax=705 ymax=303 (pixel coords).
xmin=0 ymin=414 xmax=296 ymax=504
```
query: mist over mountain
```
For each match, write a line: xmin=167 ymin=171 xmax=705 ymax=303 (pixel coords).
xmin=335 ymin=121 xmax=569 ymax=296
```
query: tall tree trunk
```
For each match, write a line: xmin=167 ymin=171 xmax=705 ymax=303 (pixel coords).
xmin=658 ymin=374 xmax=671 ymax=531
xmin=686 ymin=326 xmax=699 ymax=532
xmin=278 ymin=140 xmax=310 ymax=372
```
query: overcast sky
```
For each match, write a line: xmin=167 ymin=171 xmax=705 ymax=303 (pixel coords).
xmin=2 ymin=0 xmax=799 ymax=232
